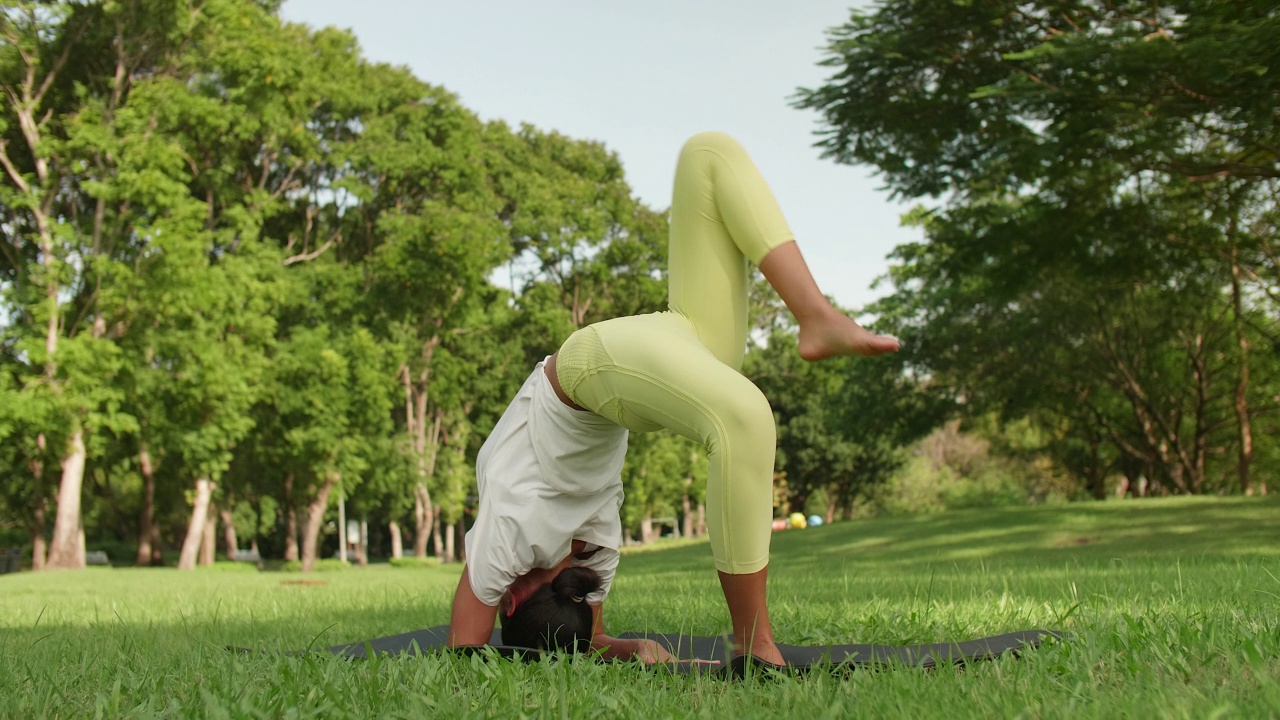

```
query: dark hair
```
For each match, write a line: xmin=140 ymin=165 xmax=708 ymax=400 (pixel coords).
xmin=499 ymin=566 xmax=601 ymax=652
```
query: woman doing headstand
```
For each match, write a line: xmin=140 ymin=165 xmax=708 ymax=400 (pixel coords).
xmin=448 ymin=132 xmax=900 ymax=666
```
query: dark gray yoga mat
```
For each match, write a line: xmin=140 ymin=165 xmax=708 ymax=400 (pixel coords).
xmin=319 ymin=625 xmax=1062 ymax=672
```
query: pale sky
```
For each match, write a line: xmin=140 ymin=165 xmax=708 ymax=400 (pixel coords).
xmin=279 ymin=0 xmax=918 ymax=311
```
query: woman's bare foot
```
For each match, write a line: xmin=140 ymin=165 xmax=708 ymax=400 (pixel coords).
xmin=798 ymin=309 xmax=900 ymax=361
xmin=745 ymin=640 xmax=786 ymax=666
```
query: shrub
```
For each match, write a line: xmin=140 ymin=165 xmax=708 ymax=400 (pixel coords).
xmin=281 ymin=558 xmax=351 ymax=572
xmin=196 ymin=560 xmax=260 ymax=572
xmin=939 ymin=465 xmax=1027 ymax=509
xmin=387 ymin=556 xmax=442 ymax=569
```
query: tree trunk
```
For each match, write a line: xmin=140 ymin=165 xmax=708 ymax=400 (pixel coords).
xmin=825 ymin=492 xmax=838 ymax=526
xmin=431 ymin=504 xmax=445 ymax=561
xmin=199 ymin=503 xmax=217 ymax=566
xmin=30 ymin=496 xmax=48 ymax=570
xmin=1187 ymin=331 xmax=1210 ymax=495
xmin=300 ymin=473 xmax=338 ymax=572
xmin=1089 ymin=436 xmax=1106 ymax=500
xmin=283 ymin=472 xmax=299 ymax=562
xmin=46 ymin=430 xmax=87 ymax=569
xmin=443 ymin=521 xmax=455 ymax=564
xmin=640 ymin=515 xmax=654 ymax=544
xmin=135 ymin=444 xmax=157 ymax=566
xmin=28 ymin=435 xmax=48 ymax=570
xmin=402 ymin=346 xmax=444 ymax=560
xmin=389 ymin=520 xmax=403 ymax=559
xmin=220 ymin=505 xmax=237 ymax=558
xmin=358 ymin=520 xmax=368 ymax=566
xmin=177 ymin=478 xmax=215 ymax=570
xmin=456 ymin=519 xmax=466 ymax=562
xmin=148 ymin=523 xmax=161 ymax=565
xmin=413 ymin=484 xmax=434 ymax=558
xmin=337 ymin=492 xmax=348 ymax=564
xmin=696 ymin=503 xmax=706 ymax=537
xmin=682 ymin=490 xmax=694 ymax=539
xmin=1230 ymin=248 xmax=1254 ymax=495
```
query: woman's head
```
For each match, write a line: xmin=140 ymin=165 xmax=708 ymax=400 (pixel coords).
xmin=499 ymin=566 xmax=601 ymax=652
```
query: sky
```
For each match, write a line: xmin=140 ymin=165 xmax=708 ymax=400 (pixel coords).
xmin=278 ymin=0 xmax=919 ymax=311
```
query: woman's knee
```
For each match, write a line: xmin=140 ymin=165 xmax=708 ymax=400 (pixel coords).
xmin=680 ymin=131 xmax=746 ymax=162
xmin=714 ymin=382 xmax=776 ymax=453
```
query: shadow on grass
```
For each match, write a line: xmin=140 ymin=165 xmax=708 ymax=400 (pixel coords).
xmin=622 ymin=495 xmax=1280 ymax=579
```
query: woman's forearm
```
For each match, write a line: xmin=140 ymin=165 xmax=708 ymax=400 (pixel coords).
xmin=448 ymin=566 xmax=498 ymax=647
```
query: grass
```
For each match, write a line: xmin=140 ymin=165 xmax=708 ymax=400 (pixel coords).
xmin=1 ymin=495 xmax=1278 ymax=718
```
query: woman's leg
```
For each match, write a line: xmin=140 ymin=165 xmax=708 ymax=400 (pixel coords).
xmin=560 ymin=132 xmax=897 ymax=664
xmin=668 ymin=133 xmax=900 ymax=360
xmin=558 ymin=314 xmax=784 ymax=662
xmin=667 ymin=132 xmax=794 ymax=370
xmin=666 ymin=133 xmax=900 ymax=664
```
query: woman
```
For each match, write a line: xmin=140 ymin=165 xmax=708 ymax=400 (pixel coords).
xmin=448 ymin=132 xmax=899 ymax=667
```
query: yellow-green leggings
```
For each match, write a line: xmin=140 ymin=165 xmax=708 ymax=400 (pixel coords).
xmin=556 ymin=132 xmax=794 ymax=575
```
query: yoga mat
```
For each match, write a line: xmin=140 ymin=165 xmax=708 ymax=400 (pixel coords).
xmin=314 ymin=625 xmax=1061 ymax=674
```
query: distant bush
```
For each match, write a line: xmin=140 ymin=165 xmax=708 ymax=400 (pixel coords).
xmin=874 ymin=458 xmax=1031 ymax=515
xmin=198 ymin=561 xmax=260 ymax=572
xmin=387 ymin=556 xmax=441 ymax=569
xmin=939 ymin=465 xmax=1027 ymax=510
xmin=281 ymin=558 xmax=351 ymax=572
xmin=868 ymin=422 xmax=1042 ymax=516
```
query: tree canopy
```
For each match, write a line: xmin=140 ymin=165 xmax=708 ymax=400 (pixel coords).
xmin=795 ymin=0 xmax=1279 ymax=497
xmin=2 ymin=0 xmax=1270 ymax=572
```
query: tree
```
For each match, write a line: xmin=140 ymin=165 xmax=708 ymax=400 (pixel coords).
xmin=265 ymin=326 xmax=394 ymax=571
xmin=0 ymin=0 xmax=227 ymax=568
xmin=333 ymin=74 xmax=510 ymax=558
xmin=0 ymin=0 xmax=682 ymax=561
xmin=500 ymin=126 xmax=668 ymax=332
xmin=794 ymin=0 xmax=1280 ymax=494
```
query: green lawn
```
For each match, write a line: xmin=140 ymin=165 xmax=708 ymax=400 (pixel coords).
xmin=2 ymin=495 xmax=1278 ymax=718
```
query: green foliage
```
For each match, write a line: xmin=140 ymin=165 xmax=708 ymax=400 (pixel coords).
xmin=796 ymin=0 xmax=1280 ymax=199
xmin=796 ymin=0 xmax=1280 ymax=497
xmin=620 ymin=433 xmax=701 ymax=536
xmin=4 ymin=0 xmax=672 ymax=563
xmin=872 ymin=455 xmax=1029 ymax=516
xmin=860 ymin=413 xmax=1093 ymax=516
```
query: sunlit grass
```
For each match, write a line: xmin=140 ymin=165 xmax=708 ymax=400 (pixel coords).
xmin=1 ymin=495 xmax=1278 ymax=718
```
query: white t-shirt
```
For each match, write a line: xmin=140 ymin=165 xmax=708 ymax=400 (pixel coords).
xmin=465 ymin=358 xmax=629 ymax=606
